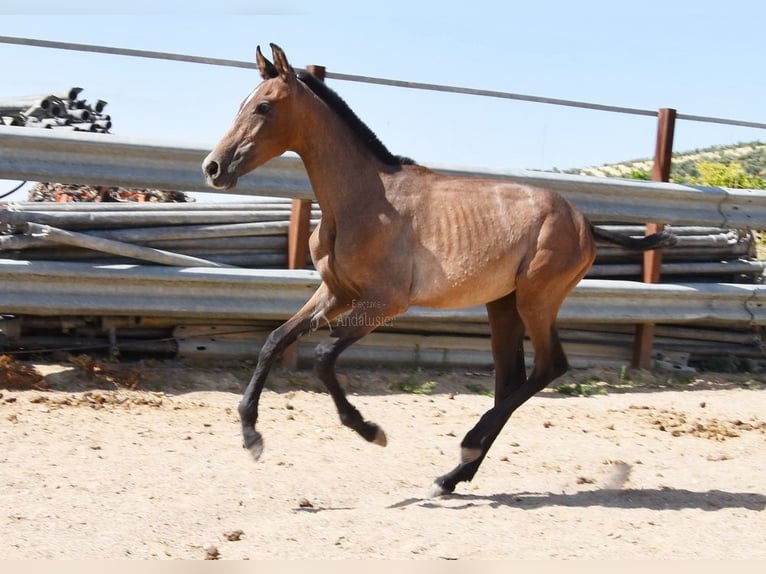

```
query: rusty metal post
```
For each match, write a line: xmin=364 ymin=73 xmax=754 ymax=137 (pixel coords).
xmin=282 ymin=64 xmax=326 ymax=370
xmin=632 ymin=108 xmax=676 ymax=369
xmin=287 ymin=199 xmax=312 ymax=269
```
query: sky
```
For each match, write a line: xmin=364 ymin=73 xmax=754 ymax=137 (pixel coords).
xmin=1 ymin=0 xmax=765 ymax=201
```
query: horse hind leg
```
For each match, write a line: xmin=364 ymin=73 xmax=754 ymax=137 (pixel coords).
xmin=458 ymin=292 xmax=527 ymax=466
xmin=489 ymin=292 xmax=528 ymax=406
xmin=431 ymin=286 xmax=573 ymax=496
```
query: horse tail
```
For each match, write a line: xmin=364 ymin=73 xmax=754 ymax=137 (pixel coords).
xmin=590 ymin=223 xmax=678 ymax=251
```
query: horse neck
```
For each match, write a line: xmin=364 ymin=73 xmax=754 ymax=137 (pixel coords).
xmin=291 ymin=93 xmax=390 ymax=220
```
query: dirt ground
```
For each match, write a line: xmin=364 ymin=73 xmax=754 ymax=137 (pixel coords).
xmin=1 ymin=357 xmax=765 ymax=560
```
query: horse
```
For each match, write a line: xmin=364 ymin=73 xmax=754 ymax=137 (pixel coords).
xmin=202 ymin=43 xmax=676 ymax=496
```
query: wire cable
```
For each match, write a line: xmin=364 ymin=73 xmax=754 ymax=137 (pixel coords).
xmin=2 ymin=35 xmax=766 ymax=128
xmin=0 ymin=180 xmax=27 ymax=200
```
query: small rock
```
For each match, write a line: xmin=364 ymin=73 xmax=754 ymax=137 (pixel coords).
xmin=298 ymin=498 xmax=314 ymax=508
xmin=204 ymin=544 xmax=220 ymax=560
xmin=224 ymin=529 xmax=244 ymax=541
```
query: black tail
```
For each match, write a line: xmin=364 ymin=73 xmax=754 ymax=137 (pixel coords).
xmin=591 ymin=224 xmax=677 ymax=251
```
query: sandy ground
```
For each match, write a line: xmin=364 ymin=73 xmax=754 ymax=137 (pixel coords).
xmin=1 ymin=358 xmax=765 ymax=560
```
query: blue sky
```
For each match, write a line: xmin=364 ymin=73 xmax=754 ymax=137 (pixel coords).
xmin=1 ymin=1 xmax=765 ymax=201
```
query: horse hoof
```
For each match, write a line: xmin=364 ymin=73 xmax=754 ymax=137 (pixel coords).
xmin=373 ymin=425 xmax=387 ymax=447
xmin=428 ymin=475 xmax=456 ymax=498
xmin=242 ymin=429 xmax=264 ymax=461
xmin=427 ymin=482 xmax=450 ymax=498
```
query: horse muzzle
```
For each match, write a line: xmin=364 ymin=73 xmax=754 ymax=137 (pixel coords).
xmin=202 ymin=153 xmax=238 ymax=190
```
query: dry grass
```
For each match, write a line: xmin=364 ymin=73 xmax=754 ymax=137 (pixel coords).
xmin=0 ymin=355 xmax=46 ymax=390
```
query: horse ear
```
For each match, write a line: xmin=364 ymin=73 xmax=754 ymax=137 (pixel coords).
xmin=270 ymin=43 xmax=295 ymax=82
xmin=256 ymin=45 xmax=278 ymax=79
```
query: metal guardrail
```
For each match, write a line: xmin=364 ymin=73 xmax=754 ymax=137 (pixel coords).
xmin=1 ymin=127 xmax=766 ymax=370
xmin=3 ymin=126 xmax=766 ymax=228
xmin=0 ymin=126 xmax=313 ymax=200
xmin=0 ymin=260 xmax=763 ymax=328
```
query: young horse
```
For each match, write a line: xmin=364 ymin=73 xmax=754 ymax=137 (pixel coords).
xmin=202 ymin=44 xmax=676 ymax=496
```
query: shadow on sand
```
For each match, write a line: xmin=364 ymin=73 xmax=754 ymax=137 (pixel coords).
xmin=390 ymin=488 xmax=766 ymax=512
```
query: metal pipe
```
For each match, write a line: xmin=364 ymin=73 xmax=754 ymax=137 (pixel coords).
xmin=91 ymin=219 xmax=319 ymax=240
xmin=0 ymin=220 xmax=320 ymax=250
xmin=22 ymin=222 xmax=234 ymax=268
xmin=0 ymin=115 xmax=24 ymax=126
xmin=0 ymin=209 xmax=304 ymax=229
xmin=68 ymin=108 xmax=91 ymax=121
xmin=595 ymin=245 xmax=751 ymax=262
xmin=146 ymin=235 xmax=287 ymax=251
xmin=2 ymin=249 xmax=290 ymax=268
xmin=596 ymin=225 xmax=741 ymax=236
xmin=589 ymin=259 xmax=766 ymax=277
xmin=4 ymin=199 xmax=313 ymax=210
xmin=64 ymin=87 xmax=83 ymax=101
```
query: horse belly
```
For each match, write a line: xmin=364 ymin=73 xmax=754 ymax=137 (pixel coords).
xmin=409 ymin=256 xmax=520 ymax=309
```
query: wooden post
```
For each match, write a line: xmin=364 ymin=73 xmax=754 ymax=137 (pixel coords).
xmin=282 ymin=64 xmax=325 ymax=370
xmin=287 ymin=199 xmax=312 ymax=270
xmin=632 ymin=108 xmax=676 ymax=369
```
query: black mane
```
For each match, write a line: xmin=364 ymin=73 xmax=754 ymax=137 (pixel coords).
xmin=297 ymin=70 xmax=415 ymax=167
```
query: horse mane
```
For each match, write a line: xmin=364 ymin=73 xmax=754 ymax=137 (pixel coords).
xmin=297 ymin=70 xmax=416 ymax=167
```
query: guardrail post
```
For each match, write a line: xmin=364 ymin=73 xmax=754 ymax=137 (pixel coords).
xmin=632 ymin=107 xmax=676 ymax=369
xmin=282 ymin=63 xmax=326 ymax=370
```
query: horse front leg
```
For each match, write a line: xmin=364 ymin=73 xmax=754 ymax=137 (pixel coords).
xmin=239 ymin=283 xmax=349 ymax=460
xmin=313 ymin=299 xmax=404 ymax=446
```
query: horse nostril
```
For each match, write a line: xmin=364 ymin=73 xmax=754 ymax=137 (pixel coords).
xmin=204 ymin=159 xmax=220 ymax=179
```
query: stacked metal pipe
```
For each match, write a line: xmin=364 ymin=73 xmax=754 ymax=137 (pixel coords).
xmin=0 ymin=201 xmax=757 ymax=280
xmin=0 ymin=200 xmax=321 ymax=268
xmin=0 ymin=200 xmax=763 ymax=370
xmin=0 ymin=87 xmax=112 ymax=132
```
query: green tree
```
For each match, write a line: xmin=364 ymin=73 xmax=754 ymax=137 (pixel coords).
xmin=622 ymin=168 xmax=650 ymax=180
xmin=687 ymin=161 xmax=766 ymax=189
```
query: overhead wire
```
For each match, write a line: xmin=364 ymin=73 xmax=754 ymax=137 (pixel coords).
xmin=1 ymin=35 xmax=765 ymax=129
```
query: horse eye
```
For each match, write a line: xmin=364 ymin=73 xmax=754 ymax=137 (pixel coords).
xmin=254 ymin=101 xmax=271 ymax=115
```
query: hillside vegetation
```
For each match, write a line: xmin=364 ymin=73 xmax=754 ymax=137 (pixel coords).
xmin=568 ymin=141 xmax=766 ymax=187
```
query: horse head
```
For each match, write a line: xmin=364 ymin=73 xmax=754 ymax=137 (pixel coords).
xmin=203 ymin=43 xmax=298 ymax=190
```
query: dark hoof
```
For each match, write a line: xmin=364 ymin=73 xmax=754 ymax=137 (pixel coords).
xmin=242 ymin=428 xmax=264 ymax=461
xmin=373 ymin=425 xmax=387 ymax=446
xmin=360 ymin=421 xmax=387 ymax=446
